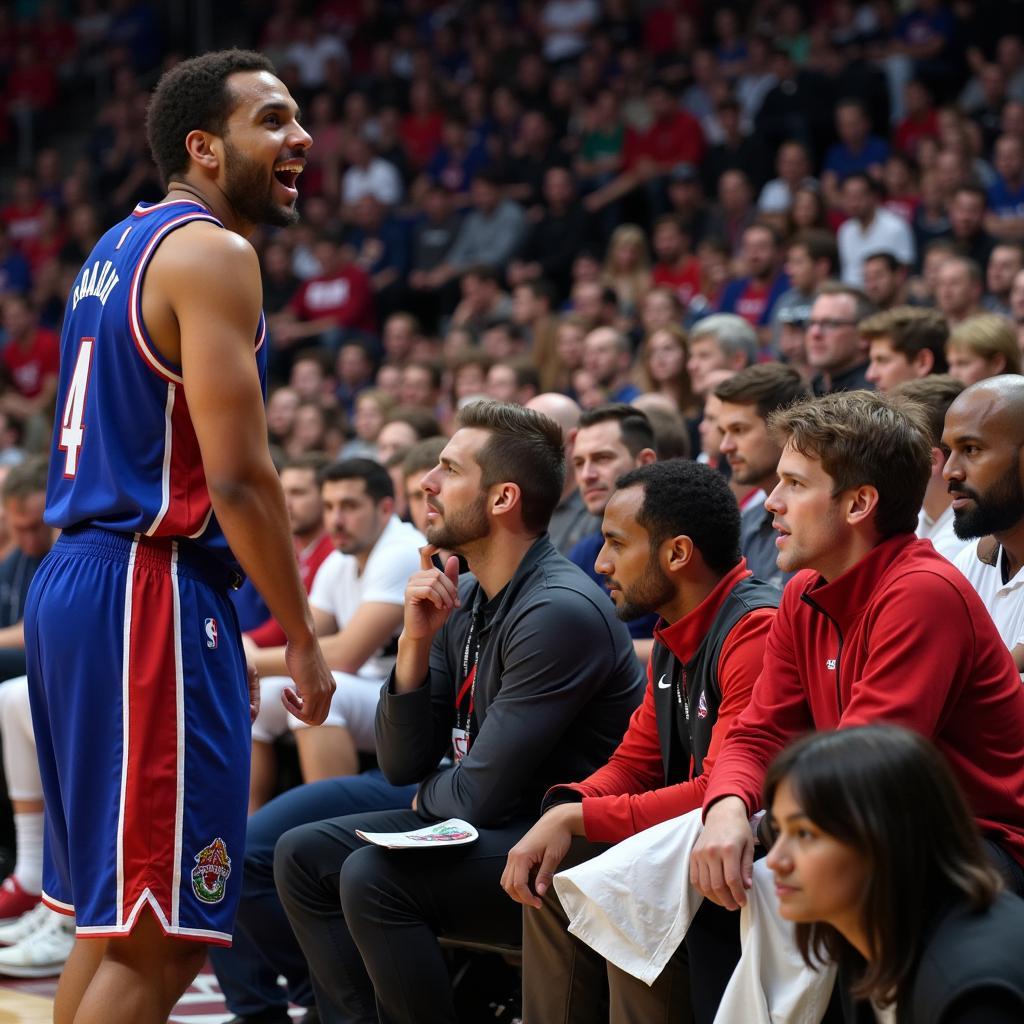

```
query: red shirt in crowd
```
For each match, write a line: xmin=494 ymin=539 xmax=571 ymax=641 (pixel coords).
xmin=653 ymin=257 xmax=703 ymax=306
xmin=3 ymin=327 xmax=59 ymax=399
xmin=248 ymin=531 xmax=335 ymax=648
xmin=624 ymin=110 xmax=706 ymax=172
xmin=401 ymin=111 xmax=445 ymax=171
xmin=289 ymin=264 xmax=377 ymax=335
xmin=894 ymin=109 xmax=939 ymax=156
xmin=703 ymin=533 xmax=1024 ymax=868
xmin=547 ymin=561 xmax=775 ymax=844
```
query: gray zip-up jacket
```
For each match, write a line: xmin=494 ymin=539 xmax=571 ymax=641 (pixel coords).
xmin=376 ymin=535 xmax=645 ymax=827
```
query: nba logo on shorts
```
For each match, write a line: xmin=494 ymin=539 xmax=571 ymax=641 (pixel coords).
xmin=204 ymin=618 xmax=218 ymax=649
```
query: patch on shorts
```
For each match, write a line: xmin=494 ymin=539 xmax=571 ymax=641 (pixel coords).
xmin=190 ymin=837 xmax=232 ymax=904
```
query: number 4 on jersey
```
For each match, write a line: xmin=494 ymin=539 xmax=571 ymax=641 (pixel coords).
xmin=59 ymin=338 xmax=95 ymax=477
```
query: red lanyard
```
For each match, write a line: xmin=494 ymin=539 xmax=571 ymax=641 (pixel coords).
xmin=455 ymin=609 xmax=482 ymax=732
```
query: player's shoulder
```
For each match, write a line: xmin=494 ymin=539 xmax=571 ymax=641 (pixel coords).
xmin=155 ymin=219 xmax=258 ymax=272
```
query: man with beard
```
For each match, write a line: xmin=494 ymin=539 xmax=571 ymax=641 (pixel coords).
xmin=274 ymin=401 xmax=644 ymax=1023
xmin=501 ymin=460 xmax=778 ymax=1024
xmin=715 ymin=364 xmax=809 ymax=587
xmin=691 ymin=392 xmax=1024 ymax=919
xmin=24 ymin=50 xmax=336 ymax=1024
xmin=944 ymin=376 xmax=1024 ymax=670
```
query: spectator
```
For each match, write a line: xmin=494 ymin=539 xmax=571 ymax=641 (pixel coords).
xmin=569 ymin=404 xmax=659 ymax=651
xmin=692 ymin=391 xmax=1024 ymax=914
xmin=861 ymin=251 xmax=909 ymax=310
xmin=381 ymin=311 xmax=419 ymax=368
xmin=449 ymin=266 xmax=513 ymax=338
xmin=863 ymin=306 xmax=950 ymax=391
xmin=334 ymin=341 xmax=376 ymax=419
xmin=524 ymin=392 xmax=599 ymax=555
xmin=936 ymin=255 xmax=985 ymax=327
xmin=948 ymin=183 xmax=997 ymax=269
xmin=505 ymin=460 xmax=778 ymax=1024
xmin=399 ymin=437 xmax=448 ymax=537
xmin=718 ymin=223 xmax=791 ymax=340
xmin=707 ymin=169 xmax=757 ymax=256
xmin=946 ymin=312 xmax=1023 ymax=384
xmin=837 ymin=174 xmax=916 ymax=286
xmin=715 ymin=364 xmax=810 ymax=587
xmin=686 ymin=315 xmax=759 ymax=400
xmin=376 ymin=407 xmax=442 ymax=466
xmin=398 ymin=362 xmax=441 ymax=412
xmin=984 ymin=243 xmax=1024 ymax=317
xmin=498 ymin=109 xmax=566 ymax=211
xmin=282 ymin=17 xmax=348 ymax=93
xmin=274 ymin=401 xmax=644 ymax=1022
xmin=541 ymin=0 xmax=600 ymax=64
xmin=946 ymin=377 xmax=1024 ymax=667
xmin=485 ymin=360 xmax=540 ymax=405
xmin=764 ymin=726 xmax=1024 ymax=1024
xmin=426 ymin=114 xmax=488 ymax=201
xmin=637 ymin=323 xmax=697 ymax=418
xmin=246 ymin=459 xmax=424 ymax=793
xmin=274 ymin=237 xmax=376 ymax=352
xmin=891 ymin=374 xmax=968 ymax=562
xmin=806 ymin=282 xmax=876 ymax=395
xmin=511 ymin=280 xmax=560 ymax=391
xmin=985 ymin=134 xmax=1024 ymax=242
xmin=757 ymin=140 xmax=817 ymax=218
xmin=508 ymin=166 xmax=588 ymax=301
xmin=822 ymin=99 xmax=890 ymax=207
xmin=771 ymin=230 xmax=839 ymax=348
xmin=432 ymin=172 xmax=526 ymax=283
xmin=341 ymin=135 xmax=403 ymax=213
xmin=650 ymin=215 xmax=702 ymax=309
xmin=581 ymin=327 xmax=641 ymax=404
xmin=0 ymin=293 xmax=59 ymax=426
xmin=400 ymin=79 xmax=444 ymax=174
xmin=895 ymin=78 xmax=940 ymax=156
xmin=601 ymin=224 xmax=652 ymax=323
xmin=702 ymin=98 xmax=766 ymax=200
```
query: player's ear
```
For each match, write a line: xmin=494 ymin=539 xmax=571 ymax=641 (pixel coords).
xmin=184 ymin=130 xmax=221 ymax=173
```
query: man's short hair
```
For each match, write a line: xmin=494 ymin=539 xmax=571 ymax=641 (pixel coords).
xmin=2 ymin=455 xmax=48 ymax=501
xmin=456 ymin=400 xmax=565 ymax=534
xmin=943 ymin=255 xmax=983 ymax=284
xmin=318 ymin=458 xmax=394 ymax=501
xmin=948 ymin=314 xmax=1022 ymax=374
xmin=615 ymin=460 xmax=741 ymax=575
xmin=281 ymin=452 xmax=330 ymax=476
xmin=641 ymin=405 xmax=690 ymax=460
xmin=789 ymin=230 xmax=839 ymax=275
xmin=401 ymin=436 xmax=448 ymax=480
xmin=578 ymin=404 xmax=656 ymax=457
xmin=689 ymin=314 xmax=758 ymax=366
xmin=952 ymin=183 xmax=988 ymax=208
xmin=863 ymin=251 xmax=902 ymax=274
xmin=858 ymin=306 xmax=949 ymax=372
xmin=769 ymin=392 xmax=931 ymax=537
xmin=714 ymin=364 xmax=810 ymax=420
xmin=890 ymin=375 xmax=965 ymax=447
xmin=813 ymin=280 xmax=877 ymax=323
xmin=146 ymin=49 xmax=276 ymax=185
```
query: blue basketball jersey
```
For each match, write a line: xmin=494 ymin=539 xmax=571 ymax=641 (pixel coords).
xmin=45 ymin=200 xmax=267 ymax=570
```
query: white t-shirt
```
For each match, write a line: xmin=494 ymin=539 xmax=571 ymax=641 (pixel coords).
xmin=542 ymin=0 xmax=598 ymax=61
xmin=341 ymin=158 xmax=403 ymax=208
xmin=309 ymin=516 xmax=424 ymax=680
xmin=953 ymin=539 xmax=1024 ymax=656
xmin=837 ymin=208 xmax=916 ymax=286
xmin=916 ymin=505 xmax=970 ymax=563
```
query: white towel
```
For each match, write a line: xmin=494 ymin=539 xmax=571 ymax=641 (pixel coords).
xmin=552 ymin=809 xmax=836 ymax=1023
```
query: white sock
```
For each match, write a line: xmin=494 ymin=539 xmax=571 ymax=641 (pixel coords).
xmin=12 ymin=812 xmax=43 ymax=895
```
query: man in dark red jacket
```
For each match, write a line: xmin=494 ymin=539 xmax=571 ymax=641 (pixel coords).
xmin=691 ymin=391 xmax=1024 ymax=913
xmin=502 ymin=459 xmax=778 ymax=1024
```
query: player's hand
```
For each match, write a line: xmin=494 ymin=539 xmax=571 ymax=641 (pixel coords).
xmin=281 ymin=636 xmax=335 ymax=726
xmin=246 ymin=662 xmax=261 ymax=723
xmin=402 ymin=546 xmax=460 ymax=642
xmin=501 ymin=804 xmax=579 ymax=909
xmin=689 ymin=796 xmax=754 ymax=910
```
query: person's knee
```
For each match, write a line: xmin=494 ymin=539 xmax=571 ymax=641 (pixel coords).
xmin=337 ymin=847 xmax=384 ymax=920
xmin=272 ymin=822 xmax=322 ymax=905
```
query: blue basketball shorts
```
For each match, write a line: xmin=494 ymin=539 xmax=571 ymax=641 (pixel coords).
xmin=24 ymin=527 xmax=250 ymax=945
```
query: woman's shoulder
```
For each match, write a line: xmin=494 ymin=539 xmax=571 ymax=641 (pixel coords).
xmin=908 ymin=892 xmax=1024 ymax=1023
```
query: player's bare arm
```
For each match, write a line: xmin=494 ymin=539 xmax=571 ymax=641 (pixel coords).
xmin=148 ymin=223 xmax=334 ymax=725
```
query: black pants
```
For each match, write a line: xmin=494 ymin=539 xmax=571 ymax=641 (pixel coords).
xmin=274 ymin=808 xmax=532 ymax=1024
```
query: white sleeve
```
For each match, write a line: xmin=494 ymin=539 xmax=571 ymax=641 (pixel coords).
xmin=309 ymin=552 xmax=344 ymax=615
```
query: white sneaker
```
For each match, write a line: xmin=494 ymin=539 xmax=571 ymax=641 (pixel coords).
xmin=0 ymin=908 xmax=75 ymax=977
xmin=0 ymin=901 xmax=52 ymax=946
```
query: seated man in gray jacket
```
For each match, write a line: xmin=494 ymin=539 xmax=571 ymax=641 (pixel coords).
xmin=274 ymin=400 xmax=645 ymax=1024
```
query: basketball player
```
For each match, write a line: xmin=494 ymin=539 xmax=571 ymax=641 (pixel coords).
xmin=24 ymin=50 xmax=334 ymax=1024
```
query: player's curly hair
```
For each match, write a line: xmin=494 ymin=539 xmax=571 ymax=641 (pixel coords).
xmin=146 ymin=49 xmax=276 ymax=186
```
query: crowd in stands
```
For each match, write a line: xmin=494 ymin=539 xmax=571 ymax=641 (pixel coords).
xmin=1 ymin=0 xmax=1024 ymax=1021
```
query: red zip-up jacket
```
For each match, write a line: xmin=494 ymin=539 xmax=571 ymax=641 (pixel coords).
xmin=703 ymin=533 xmax=1024 ymax=866
xmin=544 ymin=562 xmax=775 ymax=844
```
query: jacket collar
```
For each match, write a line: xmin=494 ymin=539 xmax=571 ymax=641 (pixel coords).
xmin=469 ymin=533 xmax=555 ymax=625
xmin=653 ymin=560 xmax=752 ymax=663
xmin=798 ymin=532 xmax=917 ymax=632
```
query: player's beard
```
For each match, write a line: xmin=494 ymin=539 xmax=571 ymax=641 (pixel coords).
xmin=425 ymin=493 xmax=490 ymax=553
xmin=610 ymin=553 xmax=674 ymax=622
xmin=951 ymin=463 xmax=1024 ymax=539
xmin=222 ymin=138 xmax=299 ymax=228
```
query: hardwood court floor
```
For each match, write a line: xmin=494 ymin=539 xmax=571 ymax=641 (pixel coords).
xmin=0 ymin=964 xmax=310 ymax=1023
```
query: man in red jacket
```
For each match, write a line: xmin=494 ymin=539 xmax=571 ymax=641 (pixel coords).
xmin=691 ymin=391 xmax=1024 ymax=913
xmin=501 ymin=459 xmax=778 ymax=1024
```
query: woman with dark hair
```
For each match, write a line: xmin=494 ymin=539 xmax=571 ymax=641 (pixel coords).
xmin=764 ymin=726 xmax=1024 ymax=1023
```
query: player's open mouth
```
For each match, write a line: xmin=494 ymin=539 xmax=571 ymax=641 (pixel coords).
xmin=273 ymin=160 xmax=304 ymax=196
